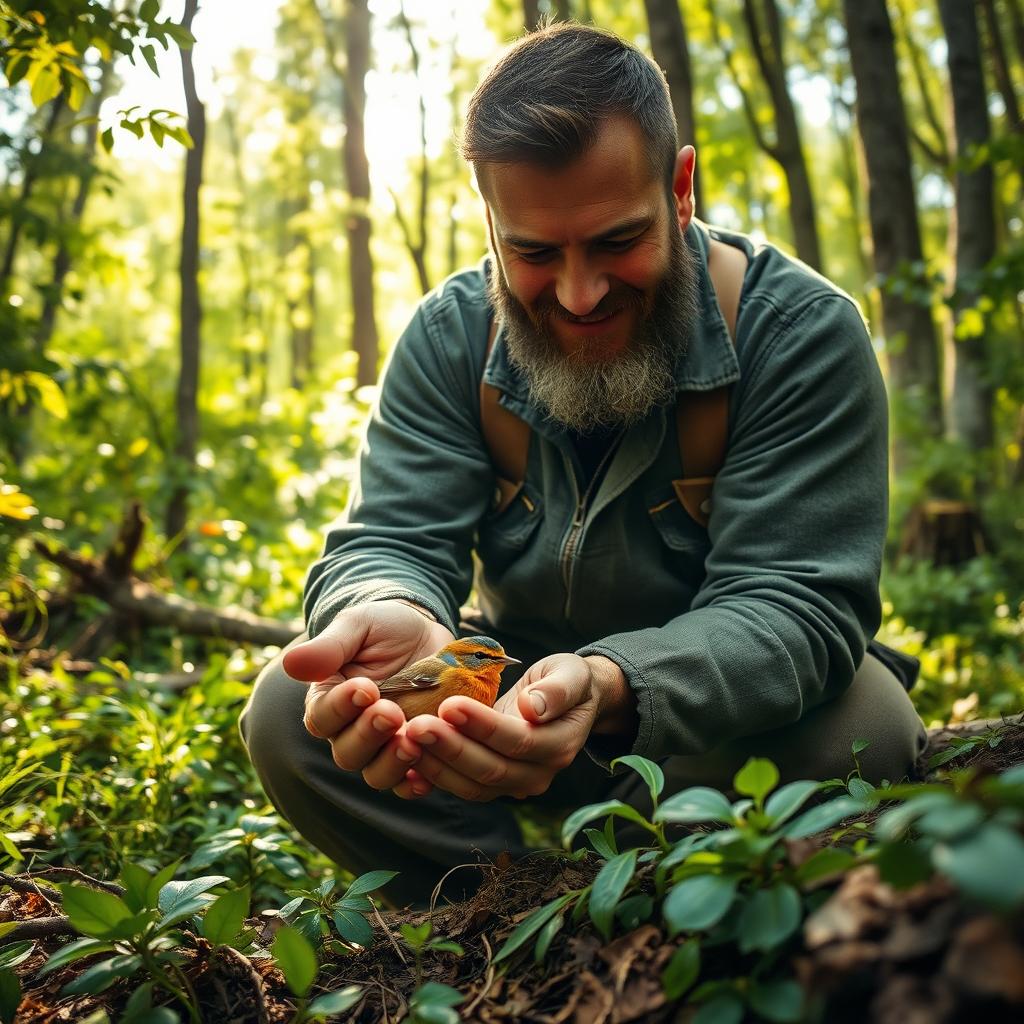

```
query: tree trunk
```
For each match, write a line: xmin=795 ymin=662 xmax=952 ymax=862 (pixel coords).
xmin=35 ymin=66 xmax=112 ymax=349
xmin=1006 ymin=0 xmax=1024 ymax=73
xmin=642 ymin=0 xmax=704 ymax=220
xmin=843 ymin=0 xmax=943 ymax=468
xmin=165 ymin=0 xmax=205 ymax=546
xmin=342 ymin=0 xmax=380 ymax=387
xmin=524 ymin=0 xmax=541 ymax=31
xmin=939 ymin=0 xmax=997 ymax=454
xmin=0 ymin=95 xmax=66 ymax=295
xmin=741 ymin=0 xmax=822 ymax=270
xmin=979 ymin=0 xmax=1022 ymax=134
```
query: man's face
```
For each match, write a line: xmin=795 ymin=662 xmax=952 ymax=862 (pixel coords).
xmin=483 ymin=116 xmax=699 ymax=433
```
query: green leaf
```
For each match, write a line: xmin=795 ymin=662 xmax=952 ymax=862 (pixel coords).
xmin=661 ymin=939 xmax=700 ymax=999
xmin=561 ymin=800 xmax=650 ymax=847
xmin=933 ymin=824 xmax=1024 ymax=907
xmin=272 ymin=926 xmax=318 ymax=998
xmin=663 ymin=874 xmax=738 ymax=936
xmin=428 ymin=940 xmax=464 ymax=955
xmin=764 ymin=780 xmax=820 ymax=825
xmin=411 ymin=982 xmax=464 ymax=1008
xmin=140 ymin=0 xmax=160 ymax=20
xmin=308 ymin=985 xmax=362 ymax=1017
xmin=611 ymin=755 xmax=665 ymax=805
xmin=0 ymin=968 xmax=20 ymax=1024
xmin=39 ymin=937 xmax=116 ymax=976
xmin=140 ymin=43 xmax=158 ymax=76
xmin=120 ymin=863 xmax=153 ymax=913
xmin=692 ymin=992 xmax=744 ymax=1024
xmin=333 ymin=908 xmax=373 ymax=947
xmin=737 ymin=884 xmax=802 ymax=953
xmin=654 ymin=787 xmax=734 ymax=825
xmin=400 ymin=922 xmax=432 ymax=948
xmin=583 ymin=828 xmax=616 ymax=860
xmin=733 ymin=758 xmax=779 ymax=805
xmin=334 ymin=895 xmax=372 ymax=913
xmin=589 ymin=849 xmax=637 ymax=941
xmin=60 ymin=884 xmax=133 ymax=939
xmin=874 ymin=792 xmax=954 ymax=842
xmin=875 ymin=842 xmax=933 ymax=889
xmin=158 ymin=875 xmax=230 ymax=917
xmin=846 ymin=778 xmax=875 ymax=801
xmin=748 ymin=978 xmax=804 ymax=1022
xmin=0 ymin=943 xmax=32 ymax=971
xmin=494 ymin=894 xmax=574 ymax=963
xmin=344 ymin=869 xmax=399 ymax=898
xmin=795 ymin=847 xmax=856 ymax=885
xmin=616 ymin=894 xmax=654 ymax=930
xmin=915 ymin=802 xmax=985 ymax=841
xmin=62 ymin=953 xmax=142 ymax=995
xmin=146 ymin=861 xmax=182 ymax=909
xmin=202 ymin=886 xmax=249 ymax=946
xmin=533 ymin=912 xmax=563 ymax=962
xmin=851 ymin=738 xmax=870 ymax=756
xmin=159 ymin=897 xmax=215 ymax=930
xmin=782 ymin=796 xmax=865 ymax=840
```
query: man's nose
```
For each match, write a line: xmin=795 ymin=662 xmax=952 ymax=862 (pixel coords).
xmin=555 ymin=258 xmax=610 ymax=316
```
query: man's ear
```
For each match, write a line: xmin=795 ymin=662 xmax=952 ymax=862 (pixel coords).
xmin=672 ymin=145 xmax=696 ymax=232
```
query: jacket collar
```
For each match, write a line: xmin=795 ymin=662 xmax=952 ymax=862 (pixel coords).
xmin=482 ymin=220 xmax=741 ymax=439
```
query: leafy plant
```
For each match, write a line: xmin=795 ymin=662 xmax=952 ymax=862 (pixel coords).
xmin=279 ymin=869 xmax=397 ymax=952
xmin=39 ymin=863 xmax=231 ymax=1024
xmin=271 ymin=925 xmax=361 ymax=1024
xmin=400 ymin=918 xmax=465 ymax=1019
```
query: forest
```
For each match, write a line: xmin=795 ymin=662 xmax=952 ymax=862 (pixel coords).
xmin=1 ymin=0 xmax=1023 ymax=1022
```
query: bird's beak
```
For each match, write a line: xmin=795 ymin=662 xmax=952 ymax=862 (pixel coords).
xmin=496 ymin=656 xmax=521 ymax=665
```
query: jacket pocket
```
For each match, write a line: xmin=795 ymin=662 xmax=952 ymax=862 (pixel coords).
xmin=475 ymin=480 xmax=543 ymax=575
xmin=647 ymin=483 xmax=710 ymax=555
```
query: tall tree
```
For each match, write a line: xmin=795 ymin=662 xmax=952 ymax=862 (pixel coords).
xmin=165 ymin=0 xmax=205 ymax=545
xmin=708 ymin=0 xmax=823 ymax=270
xmin=979 ymin=0 xmax=1022 ymax=135
xmin=843 ymin=0 xmax=943 ymax=464
xmin=315 ymin=0 xmax=380 ymax=387
xmin=939 ymin=0 xmax=997 ymax=453
xmin=390 ymin=2 xmax=432 ymax=295
xmin=643 ymin=0 xmax=704 ymax=220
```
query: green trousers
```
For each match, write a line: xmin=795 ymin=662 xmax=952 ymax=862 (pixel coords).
xmin=240 ymin=626 xmax=926 ymax=907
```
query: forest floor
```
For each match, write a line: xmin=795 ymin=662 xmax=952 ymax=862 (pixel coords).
xmin=7 ymin=716 xmax=1024 ymax=1024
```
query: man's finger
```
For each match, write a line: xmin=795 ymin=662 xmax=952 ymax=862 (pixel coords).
xmin=405 ymin=716 xmax=533 ymax=790
xmin=327 ymin=698 xmax=405 ymax=772
xmin=303 ymin=677 xmax=379 ymax=739
xmin=516 ymin=672 xmax=590 ymax=724
xmin=283 ymin=611 xmax=370 ymax=682
xmin=361 ymin=733 xmax=423 ymax=791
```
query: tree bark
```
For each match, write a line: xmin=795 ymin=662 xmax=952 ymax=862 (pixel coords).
xmin=843 ymin=0 xmax=943 ymax=466
xmin=979 ymin=0 xmax=1022 ymax=134
xmin=35 ymin=65 xmax=112 ymax=349
xmin=939 ymin=0 xmax=997 ymax=454
xmin=0 ymin=95 xmax=65 ymax=295
xmin=165 ymin=0 xmax=205 ymax=546
xmin=742 ymin=0 xmax=822 ymax=270
xmin=342 ymin=0 xmax=380 ymax=386
xmin=642 ymin=0 xmax=704 ymax=220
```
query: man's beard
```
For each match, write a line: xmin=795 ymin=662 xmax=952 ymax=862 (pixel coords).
xmin=488 ymin=225 xmax=699 ymax=433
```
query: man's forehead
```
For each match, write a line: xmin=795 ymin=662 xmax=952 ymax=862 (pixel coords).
xmin=480 ymin=117 xmax=665 ymax=244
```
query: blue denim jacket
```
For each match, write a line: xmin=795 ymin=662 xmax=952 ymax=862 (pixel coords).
xmin=304 ymin=223 xmax=888 ymax=760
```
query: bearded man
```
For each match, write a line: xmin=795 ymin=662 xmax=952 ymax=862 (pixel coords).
xmin=241 ymin=23 xmax=926 ymax=906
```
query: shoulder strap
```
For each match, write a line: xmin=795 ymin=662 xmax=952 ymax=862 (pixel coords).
xmin=672 ymin=237 xmax=746 ymax=528
xmin=479 ymin=320 xmax=530 ymax=509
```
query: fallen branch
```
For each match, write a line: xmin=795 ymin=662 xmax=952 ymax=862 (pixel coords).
xmin=33 ymin=538 xmax=302 ymax=647
xmin=1 ymin=916 xmax=73 ymax=941
xmin=219 ymin=944 xmax=270 ymax=1024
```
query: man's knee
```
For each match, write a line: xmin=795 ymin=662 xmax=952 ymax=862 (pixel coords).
xmin=240 ymin=636 xmax=317 ymax=790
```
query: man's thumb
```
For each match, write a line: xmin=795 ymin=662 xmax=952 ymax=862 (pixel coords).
xmin=282 ymin=614 xmax=366 ymax=683
xmin=517 ymin=662 xmax=589 ymax=723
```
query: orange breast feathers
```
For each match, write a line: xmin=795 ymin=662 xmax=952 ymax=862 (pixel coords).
xmin=375 ymin=636 xmax=521 ymax=719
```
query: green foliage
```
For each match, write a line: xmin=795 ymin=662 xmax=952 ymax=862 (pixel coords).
xmin=278 ymin=869 xmax=398 ymax=952
xmin=493 ymin=753 xmax=1024 ymax=1021
xmin=271 ymin=926 xmax=362 ymax=1024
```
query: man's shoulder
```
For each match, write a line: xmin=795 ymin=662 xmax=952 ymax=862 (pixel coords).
xmin=417 ymin=257 xmax=493 ymax=344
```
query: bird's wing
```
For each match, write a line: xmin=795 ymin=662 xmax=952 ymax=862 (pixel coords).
xmin=377 ymin=658 xmax=443 ymax=696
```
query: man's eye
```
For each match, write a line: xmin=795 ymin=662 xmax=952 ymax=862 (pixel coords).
xmin=602 ymin=237 xmax=638 ymax=252
xmin=515 ymin=248 xmax=554 ymax=263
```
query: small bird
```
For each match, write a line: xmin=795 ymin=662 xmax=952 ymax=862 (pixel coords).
xmin=376 ymin=636 xmax=521 ymax=719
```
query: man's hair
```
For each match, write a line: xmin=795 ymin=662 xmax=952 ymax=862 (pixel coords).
xmin=461 ymin=23 xmax=678 ymax=195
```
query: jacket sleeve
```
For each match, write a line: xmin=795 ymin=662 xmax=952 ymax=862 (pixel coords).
xmin=303 ymin=292 xmax=494 ymax=638
xmin=577 ymin=292 xmax=889 ymax=760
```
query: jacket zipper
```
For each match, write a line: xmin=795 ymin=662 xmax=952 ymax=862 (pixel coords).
xmin=559 ymin=433 xmax=624 ymax=619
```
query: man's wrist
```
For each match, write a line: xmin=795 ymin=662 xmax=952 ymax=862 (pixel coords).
xmin=583 ymin=654 xmax=639 ymax=738
xmin=392 ymin=598 xmax=437 ymax=622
